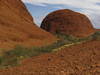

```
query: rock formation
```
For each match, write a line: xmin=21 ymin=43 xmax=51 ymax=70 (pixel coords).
xmin=41 ymin=9 xmax=98 ymax=38
xmin=0 ymin=0 xmax=56 ymax=48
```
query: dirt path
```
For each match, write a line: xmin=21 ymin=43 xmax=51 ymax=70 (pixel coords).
xmin=0 ymin=40 xmax=100 ymax=75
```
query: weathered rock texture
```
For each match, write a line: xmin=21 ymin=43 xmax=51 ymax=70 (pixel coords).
xmin=41 ymin=9 xmax=99 ymax=38
xmin=0 ymin=40 xmax=100 ymax=75
xmin=0 ymin=0 xmax=56 ymax=48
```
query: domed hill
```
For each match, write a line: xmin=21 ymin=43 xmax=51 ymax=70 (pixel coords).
xmin=0 ymin=0 xmax=56 ymax=48
xmin=40 ymin=9 xmax=99 ymax=38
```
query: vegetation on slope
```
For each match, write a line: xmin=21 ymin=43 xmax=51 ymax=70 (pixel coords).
xmin=0 ymin=31 xmax=100 ymax=69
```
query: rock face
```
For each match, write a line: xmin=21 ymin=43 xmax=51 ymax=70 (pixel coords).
xmin=0 ymin=0 xmax=56 ymax=48
xmin=41 ymin=9 xmax=98 ymax=38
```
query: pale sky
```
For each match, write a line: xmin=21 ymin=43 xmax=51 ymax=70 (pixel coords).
xmin=22 ymin=0 xmax=100 ymax=28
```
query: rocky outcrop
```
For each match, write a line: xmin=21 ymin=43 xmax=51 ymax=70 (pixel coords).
xmin=0 ymin=0 xmax=56 ymax=48
xmin=41 ymin=9 xmax=99 ymax=38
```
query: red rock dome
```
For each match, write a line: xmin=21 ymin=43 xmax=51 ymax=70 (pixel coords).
xmin=0 ymin=0 xmax=56 ymax=48
xmin=41 ymin=9 xmax=98 ymax=38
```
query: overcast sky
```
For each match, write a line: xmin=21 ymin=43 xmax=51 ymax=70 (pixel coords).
xmin=22 ymin=0 xmax=100 ymax=28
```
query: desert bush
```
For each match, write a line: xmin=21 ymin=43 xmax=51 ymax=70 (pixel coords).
xmin=0 ymin=31 xmax=100 ymax=69
xmin=93 ymin=36 xmax=99 ymax=41
xmin=0 ymin=39 xmax=68 ymax=68
xmin=56 ymin=33 xmax=78 ymax=43
xmin=78 ymin=31 xmax=100 ymax=41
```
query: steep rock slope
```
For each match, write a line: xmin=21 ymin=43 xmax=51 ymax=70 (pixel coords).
xmin=0 ymin=0 xmax=56 ymax=48
xmin=41 ymin=9 xmax=99 ymax=38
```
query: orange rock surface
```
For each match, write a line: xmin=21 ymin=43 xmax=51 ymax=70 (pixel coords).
xmin=0 ymin=40 xmax=100 ymax=75
xmin=0 ymin=0 xmax=56 ymax=48
xmin=41 ymin=9 xmax=99 ymax=38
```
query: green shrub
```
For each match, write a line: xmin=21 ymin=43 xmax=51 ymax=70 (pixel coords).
xmin=0 ymin=38 xmax=69 ymax=68
xmin=0 ymin=31 xmax=100 ymax=69
xmin=93 ymin=36 xmax=99 ymax=41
